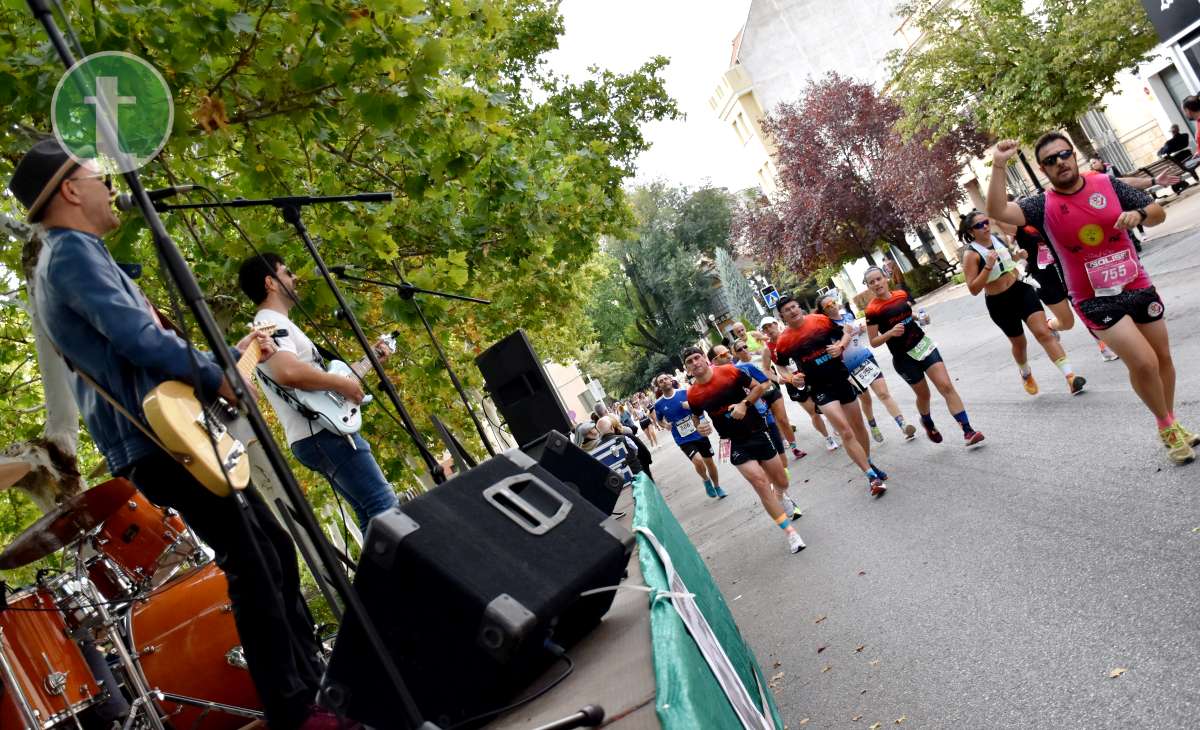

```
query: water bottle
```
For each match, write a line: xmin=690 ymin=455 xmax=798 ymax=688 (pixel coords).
xmin=917 ymin=306 xmax=930 ymax=326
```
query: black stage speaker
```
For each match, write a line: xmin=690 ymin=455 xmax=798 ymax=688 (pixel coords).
xmin=520 ymin=430 xmax=624 ymax=514
xmin=476 ymin=329 xmax=573 ymax=446
xmin=322 ymin=451 xmax=634 ymax=729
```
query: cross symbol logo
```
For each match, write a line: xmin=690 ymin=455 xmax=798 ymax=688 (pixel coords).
xmin=52 ymin=52 xmax=173 ymax=174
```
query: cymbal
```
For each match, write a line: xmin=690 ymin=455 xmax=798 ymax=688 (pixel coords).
xmin=0 ymin=477 xmax=137 ymax=569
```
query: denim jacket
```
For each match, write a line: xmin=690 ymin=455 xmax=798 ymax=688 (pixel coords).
xmin=33 ymin=227 xmax=228 ymax=475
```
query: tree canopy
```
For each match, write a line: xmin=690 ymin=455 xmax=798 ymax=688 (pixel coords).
xmin=0 ymin=0 xmax=677 ymax=559
xmin=735 ymin=73 xmax=986 ymax=275
xmin=886 ymin=0 xmax=1158 ymax=155
xmin=583 ymin=181 xmax=740 ymax=394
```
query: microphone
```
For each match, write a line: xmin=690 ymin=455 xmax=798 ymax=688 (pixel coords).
xmin=116 ymin=185 xmax=198 ymax=211
xmin=329 ymin=264 xmax=361 ymax=277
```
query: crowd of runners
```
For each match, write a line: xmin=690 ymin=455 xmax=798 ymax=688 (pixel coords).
xmin=608 ymin=130 xmax=1197 ymax=556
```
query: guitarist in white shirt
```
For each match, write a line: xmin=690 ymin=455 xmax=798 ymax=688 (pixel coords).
xmin=238 ymin=253 xmax=399 ymax=529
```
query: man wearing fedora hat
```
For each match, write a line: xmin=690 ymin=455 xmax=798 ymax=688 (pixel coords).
xmin=9 ymin=138 xmax=343 ymax=729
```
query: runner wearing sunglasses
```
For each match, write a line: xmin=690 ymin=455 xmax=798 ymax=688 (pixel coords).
xmin=986 ymin=135 xmax=1197 ymax=464
xmin=959 ymin=209 xmax=1087 ymax=397
xmin=652 ymin=372 xmax=726 ymax=499
xmin=817 ymin=293 xmax=917 ymax=442
xmin=864 ymin=267 xmax=985 ymax=448
xmin=730 ymin=337 xmax=806 ymax=459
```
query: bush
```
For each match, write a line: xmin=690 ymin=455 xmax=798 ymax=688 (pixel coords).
xmin=901 ymin=264 xmax=947 ymax=298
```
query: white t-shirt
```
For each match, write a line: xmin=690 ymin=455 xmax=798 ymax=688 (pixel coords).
xmin=253 ymin=308 xmax=324 ymax=445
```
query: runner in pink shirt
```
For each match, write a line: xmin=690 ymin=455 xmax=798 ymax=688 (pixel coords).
xmin=986 ymin=134 xmax=1198 ymax=464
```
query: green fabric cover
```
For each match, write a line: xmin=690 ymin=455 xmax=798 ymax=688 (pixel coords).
xmin=633 ymin=473 xmax=784 ymax=729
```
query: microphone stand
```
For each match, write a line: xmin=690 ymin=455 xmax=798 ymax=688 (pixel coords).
xmin=26 ymin=4 xmax=437 ymax=727
xmin=331 ymin=268 xmax=497 ymax=457
xmin=156 ymin=194 xmax=447 ymax=484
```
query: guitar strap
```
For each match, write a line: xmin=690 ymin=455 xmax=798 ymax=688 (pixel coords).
xmin=253 ymin=367 xmax=322 ymax=422
xmin=50 ymin=344 xmax=189 ymax=464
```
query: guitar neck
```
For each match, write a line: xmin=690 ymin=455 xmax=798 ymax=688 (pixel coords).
xmin=350 ymin=356 xmax=373 ymax=379
xmin=236 ymin=342 xmax=262 ymax=386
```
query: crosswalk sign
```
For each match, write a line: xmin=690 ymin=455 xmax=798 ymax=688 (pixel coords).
xmin=761 ymin=285 xmax=780 ymax=309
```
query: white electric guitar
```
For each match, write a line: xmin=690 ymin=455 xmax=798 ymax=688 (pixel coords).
xmin=275 ymin=334 xmax=396 ymax=436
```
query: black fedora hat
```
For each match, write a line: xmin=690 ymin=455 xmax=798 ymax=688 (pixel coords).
xmin=8 ymin=138 xmax=82 ymax=222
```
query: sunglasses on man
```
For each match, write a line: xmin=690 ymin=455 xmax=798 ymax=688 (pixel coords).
xmin=733 ymin=345 xmax=747 ymax=352
xmin=1039 ymin=149 xmax=1074 ymax=167
xmin=68 ymin=171 xmax=114 ymax=191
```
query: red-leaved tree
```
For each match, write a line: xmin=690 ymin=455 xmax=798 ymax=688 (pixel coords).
xmin=736 ymin=72 xmax=987 ymax=274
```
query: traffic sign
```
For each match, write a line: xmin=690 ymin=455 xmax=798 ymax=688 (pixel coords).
xmin=760 ymin=285 xmax=780 ymax=310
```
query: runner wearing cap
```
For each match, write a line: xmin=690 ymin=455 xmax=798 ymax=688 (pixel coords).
xmin=817 ymin=293 xmax=918 ymax=442
xmin=684 ymin=347 xmax=807 ymax=553
xmin=986 ymin=135 xmax=1196 ymax=464
xmin=864 ymin=267 xmax=985 ymax=447
xmin=760 ymin=315 xmax=840 ymax=452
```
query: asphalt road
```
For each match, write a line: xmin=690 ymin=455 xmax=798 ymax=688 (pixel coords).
xmin=645 ymin=226 xmax=1200 ymax=728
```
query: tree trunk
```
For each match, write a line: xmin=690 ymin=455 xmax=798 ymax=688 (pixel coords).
xmin=0 ymin=215 xmax=83 ymax=510
xmin=1064 ymin=118 xmax=1098 ymax=163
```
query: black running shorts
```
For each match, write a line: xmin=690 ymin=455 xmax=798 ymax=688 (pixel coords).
xmin=784 ymin=381 xmax=810 ymax=403
xmin=765 ymin=421 xmax=785 ymax=455
xmin=984 ymin=279 xmax=1044 ymax=338
xmin=892 ymin=347 xmax=944 ymax=385
xmin=762 ymin=385 xmax=783 ymax=406
xmin=1029 ymin=266 xmax=1067 ymax=306
xmin=729 ymin=431 xmax=778 ymax=466
xmin=810 ymin=378 xmax=859 ymax=407
xmin=679 ymin=436 xmax=714 ymax=460
xmin=1078 ymin=286 xmax=1165 ymax=331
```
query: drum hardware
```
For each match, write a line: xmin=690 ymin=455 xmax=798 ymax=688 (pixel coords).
xmin=224 ymin=646 xmax=248 ymax=670
xmin=0 ymin=628 xmax=41 ymax=729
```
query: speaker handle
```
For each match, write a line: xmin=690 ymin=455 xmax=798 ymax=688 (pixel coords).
xmin=483 ymin=474 xmax=572 ymax=536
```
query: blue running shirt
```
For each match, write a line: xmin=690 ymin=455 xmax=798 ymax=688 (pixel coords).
xmin=654 ymin=390 xmax=703 ymax=444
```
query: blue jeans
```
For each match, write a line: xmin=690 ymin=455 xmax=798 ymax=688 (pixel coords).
xmin=291 ymin=430 xmax=399 ymax=529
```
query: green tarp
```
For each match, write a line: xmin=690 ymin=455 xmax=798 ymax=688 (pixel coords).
xmin=633 ymin=474 xmax=784 ymax=729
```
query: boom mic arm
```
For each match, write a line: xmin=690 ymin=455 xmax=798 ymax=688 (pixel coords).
xmin=115 ymin=184 xmax=197 ymax=211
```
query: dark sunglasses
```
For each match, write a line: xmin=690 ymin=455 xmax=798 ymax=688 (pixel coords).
xmin=733 ymin=345 xmax=746 ymax=352
xmin=68 ymin=172 xmax=113 ymax=191
xmin=971 ymin=219 xmax=990 ymax=230
xmin=1040 ymin=149 xmax=1074 ymax=167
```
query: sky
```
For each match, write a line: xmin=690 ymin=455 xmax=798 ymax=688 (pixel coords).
xmin=543 ymin=0 xmax=758 ymax=193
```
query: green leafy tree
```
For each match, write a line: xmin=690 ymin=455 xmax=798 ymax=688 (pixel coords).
xmin=583 ymin=182 xmax=738 ymax=391
xmin=887 ymin=0 xmax=1158 ymax=157
xmin=0 ymin=0 xmax=676 ymax=558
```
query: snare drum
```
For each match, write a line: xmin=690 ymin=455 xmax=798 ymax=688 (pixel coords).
xmin=0 ymin=587 xmax=100 ymax=729
xmin=129 ymin=563 xmax=262 ymax=730
xmin=90 ymin=491 xmax=198 ymax=597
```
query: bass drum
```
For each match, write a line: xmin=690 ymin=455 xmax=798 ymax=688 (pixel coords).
xmin=0 ymin=587 xmax=101 ymax=729
xmin=128 ymin=564 xmax=262 ymax=730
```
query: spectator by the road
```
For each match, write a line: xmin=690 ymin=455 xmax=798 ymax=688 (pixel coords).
xmin=618 ymin=402 xmax=638 ymax=434
xmin=1158 ymin=124 xmax=1190 ymax=157
xmin=597 ymin=417 xmax=650 ymax=479
xmin=574 ymin=420 xmax=601 ymax=451
xmin=1183 ymin=95 xmax=1200 ymax=153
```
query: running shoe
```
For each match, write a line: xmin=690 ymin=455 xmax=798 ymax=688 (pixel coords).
xmin=1160 ymin=424 xmax=1196 ymax=465
xmin=825 ymin=436 xmax=839 ymax=451
xmin=1099 ymin=342 xmax=1120 ymax=362
xmin=868 ymin=463 xmax=888 ymax=481
xmin=870 ymin=425 xmax=884 ymax=443
xmin=1068 ymin=374 xmax=1087 ymax=395
xmin=924 ymin=423 xmax=943 ymax=443
xmin=787 ymin=530 xmax=807 ymax=553
xmin=868 ymin=476 xmax=887 ymax=498
xmin=703 ymin=480 xmax=717 ymax=498
xmin=1177 ymin=423 xmax=1200 ymax=447
xmin=964 ymin=430 xmax=986 ymax=447
xmin=781 ymin=494 xmax=803 ymax=521
xmin=714 ymin=486 xmax=728 ymax=499
xmin=1021 ymin=372 xmax=1039 ymax=395
xmin=902 ymin=423 xmax=917 ymax=441
xmin=791 ymin=446 xmax=807 ymax=460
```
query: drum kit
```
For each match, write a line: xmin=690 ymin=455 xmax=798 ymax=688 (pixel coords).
xmin=0 ymin=478 xmax=264 ymax=730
